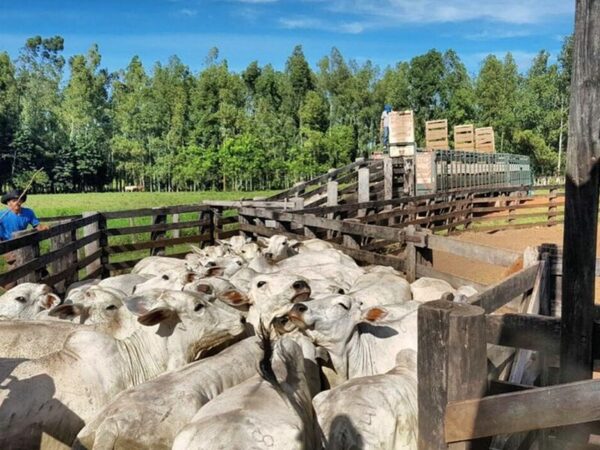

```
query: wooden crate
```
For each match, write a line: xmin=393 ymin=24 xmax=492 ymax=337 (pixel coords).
xmin=389 ymin=110 xmax=415 ymax=146
xmin=425 ymin=119 xmax=449 ymax=150
xmin=390 ymin=144 xmax=416 ymax=157
xmin=454 ymin=124 xmax=475 ymax=151
xmin=476 ymin=127 xmax=496 ymax=153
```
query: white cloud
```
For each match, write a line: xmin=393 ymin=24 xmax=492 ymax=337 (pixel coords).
xmin=178 ymin=8 xmax=198 ymax=16
xmin=279 ymin=16 xmax=369 ymax=34
xmin=326 ymin=0 xmax=573 ymax=25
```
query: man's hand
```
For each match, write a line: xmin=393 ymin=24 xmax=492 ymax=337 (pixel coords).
xmin=36 ymin=224 xmax=49 ymax=232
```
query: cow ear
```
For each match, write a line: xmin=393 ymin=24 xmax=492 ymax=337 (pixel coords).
xmin=196 ymin=283 xmax=213 ymax=294
xmin=206 ymin=266 xmax=225 ymax=277
xmin=289 ymin=239 xmax=301 ymax=249
xmin=49 ymin=303 xmax=84 ymax=320
xmin=361 ymin=307 xmax=388 ymax=322
xmin=125 ymin=296 xmax=160 ymax=316
xmin=257 ymin=237 xmax=269 ymax=248
xmin=39 ymin=293 xmax=61 ymax=310
xmin=218 ymin=289 xmax=250 ymax=306
xmin=137 ymin=307 xmax=176 ymax=326
xmin=245 ymin=237 xmax=253 ymax=244
xmin=215 ymin=239 xmax=230 ymax=247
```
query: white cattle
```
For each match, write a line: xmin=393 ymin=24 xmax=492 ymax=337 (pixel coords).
xmin=131 ymin=256 xmax=188 ymax=276
xmin=0 ymin=283 xmax=61 ymax=320
xmin=74 ymin=337 xmax=264 ymax=450
xmin=257 ymin=234 xmax=298 ymax=262
xmin=97 ymin=274 xmax=152 ymax=296
xmin=314 ymin=350 xmax=418 ymax=450
xmin=348 ymin=272 xmax=412 ymax=307
xmin=172 ymin=335 xmax=319 ymax=450
xmin=228 ymin=266 xmax=259 ymax=292
xmin=0 ymin=290 xmax=246 ymax=449
xmin=185 ymin=277 xmax=250 ymax=310
xmin=65 ymin=279 xmax=101 ymax=303
xmin=295 ymin=238 xmax=335 ymax=253
xmin=410 ymin=277 xmax=455 ymax=303
xmin=246 ymin=272 xmax=312 ymax=330
xmin=132 ymin=269 xmax=198 ymax=294
xmin=289 ymin=296 xmax=419 ymax=380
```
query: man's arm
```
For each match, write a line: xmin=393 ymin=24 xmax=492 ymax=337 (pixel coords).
xmin=29 ymin=209 xmax=48 ymax=232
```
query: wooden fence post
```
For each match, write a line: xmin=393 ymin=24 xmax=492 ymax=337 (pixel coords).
xmin=12 ymin=229 xmax=41 ymax=284
xmin=418 ymin=300 xmax=488 ymax=450
xmin=199 ymin=209 xmax=215 ymax=246
xmin=98 ymin=214 xmax=110 ymax=279
xmin=82 ymin=211 xmax=101 ymax=278
xmin=383 ymin=155 xmax=393 ymax=207
xmin=50 ymin=219 xmax=74 ymax=293
xmin=358 ymin=167 xmax=370 ymax=217
xmin=172 ymin=213 xmax=180 ymax=238
xmin=327 ymin=181 xmax=338 ymax=239
xmin=150 ymin=208 xmax=168 ymax=256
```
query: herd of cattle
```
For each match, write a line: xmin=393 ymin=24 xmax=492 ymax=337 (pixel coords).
xmin=0 ymin=235 xmax=478 ymax=449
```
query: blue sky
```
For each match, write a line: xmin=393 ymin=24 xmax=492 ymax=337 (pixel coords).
xmin=0 ymin=0 xmax=575 ymax=76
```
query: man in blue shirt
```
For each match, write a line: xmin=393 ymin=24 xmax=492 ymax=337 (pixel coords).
xmin=1 ymin=189 xmax=48 ymax=288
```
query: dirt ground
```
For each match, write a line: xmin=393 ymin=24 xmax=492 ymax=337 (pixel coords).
xmin=432 ymin=224 xmax=600 ymax=299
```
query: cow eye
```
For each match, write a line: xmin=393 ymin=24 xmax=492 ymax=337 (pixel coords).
xmin=241 ymin=250 xmax=246 ymax=253
xmin=162 ymin=274 xmax=170 ymax=280
xmin=14 ymin=296 xmax=26 ymax=303
xmin=194 ymin=303 xmax=205 ymax=312
xmin=257 ymin=281 xmax=267 ymax=288
xmin=338 ymin=303 xmax=350 ymax=311
xmin=106 ymin=305 xmax=118 ymax=310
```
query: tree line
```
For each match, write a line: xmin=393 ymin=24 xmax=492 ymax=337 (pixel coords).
xmin=0 ymin=35 xmax=572 ymax=193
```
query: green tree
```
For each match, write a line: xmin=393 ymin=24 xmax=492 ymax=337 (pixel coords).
xmin=0 ymin=52 xmax=19 ymax=185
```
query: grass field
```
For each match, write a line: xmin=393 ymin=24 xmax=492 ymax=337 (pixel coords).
xmin=25 ymin=190 xmax=278 ymax=218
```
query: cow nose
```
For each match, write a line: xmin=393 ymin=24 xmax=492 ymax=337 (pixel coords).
xmin=264 ymin=252 xmax=273 ymax=259
xmin=292 ymin=280 xmax=309 ymax=291
xmin=240 ymin=317 xmax=246 ymax=324
xmin=291 ymin=303 xmax=307 ymax=314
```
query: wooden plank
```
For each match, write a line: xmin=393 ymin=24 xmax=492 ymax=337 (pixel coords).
xmin=468 ymin=263 xmax=539 ymax=314
xmin=102 ymin=204 xmax=209 ymax=219
xmin=427 ymin=235 xmax=519 ymax=267
xmin=418 ymin=300 xmax=487 ymax=450
xmin=106 ymin=234 xmax=211 ymax=254
xmin=560 ymin=0 xmax=600 ymax=390
xmin=12 ymin=230 xmax=40 ymax=284
xmin=389 ymin=110 xmax=415 ymax=145
xmin=105 ymin=219 xmax=209 ymax=236
xmin=239 ymin=223 xmax=406 ymax=270
xmin=150 ymin=208 xmax=168 ymax=256
xmin=43 ymin=249 xmax=103 ymax=288
xmin=49 ymin=220 xmax=74 ymax=292
xmin=358 ymin=167 xmax=370 ymax=217
xmin=171 ymin=213 xmax=180 ymax=238
xmin=485 ymin=313 xmax=561 ymax=355
xmin=203 ymin=200 xmax=290 ymax=209
xmin=445 ymin=379 xmax=600 ymax=442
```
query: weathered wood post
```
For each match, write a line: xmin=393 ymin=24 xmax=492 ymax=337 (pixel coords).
xmin=418 ymin=300 xmax=488 ymax=450
xmin=357 ymin=166 xmax=370 ymax=217
xmin=212 ymin=207 xmax=222 ymax=242
xmin=82 ymin=212 xmax=101 ymax=278
xmin=150 ymin=208 xmax=168 ymax=256
xmin=326 ymin=181 xmax=338 ymax=239
xmin=50 ymin=219 xmax=74 ymax=292
xmin=172 ymin=213 xmax=180 ymax=238
xmin=199 ymin=208 xmax=215 ymax=246
xmin=12 ymin=229 xmax=41 ymax=284
xmin=383 ymin=155 xmax=393 ymax=207
xmin=559 ymin=0 xmax=600 ymax=445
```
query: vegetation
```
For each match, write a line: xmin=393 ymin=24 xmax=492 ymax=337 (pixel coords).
xmin=0 ymin=37 xmax=573 ymax=194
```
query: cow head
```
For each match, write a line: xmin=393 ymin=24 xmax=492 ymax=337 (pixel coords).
xmin=0 ymin=283 xmax=61 ymax=320
xmin=247 ymin=272 xmax=312 ymax=330
xmin=124 ymin=289 xmax=247 ymax=369
xmin=257 ymin=235 xmax=299 ymax=263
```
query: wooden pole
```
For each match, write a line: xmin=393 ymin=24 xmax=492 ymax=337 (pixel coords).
xmin=559 ymin=0 xmax=600 ymax=445
xmin=560 ymin=0 xmax=600 ymax=385
xmin=82 ymin=211 xmax=101 ymax=278
xmin=417 ymin=300 xmax=487 ymax=450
